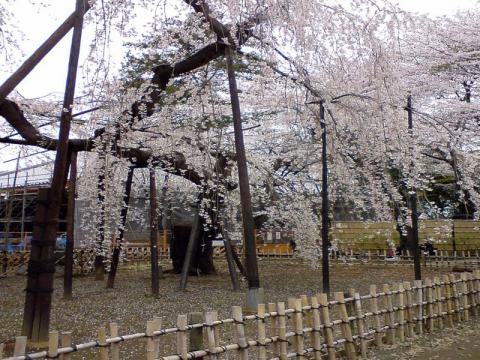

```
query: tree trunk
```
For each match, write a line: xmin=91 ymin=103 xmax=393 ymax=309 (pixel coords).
xmin=106 ymin=166 xmax=134 ymax=289
xmin=94 ymin=166 xmax=106 ymax=281
xmin=149 ymin=169 xmax=160 ymax=297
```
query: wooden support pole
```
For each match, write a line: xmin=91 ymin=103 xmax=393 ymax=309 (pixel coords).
xmin=369 ymin=285 xmax=383 ymax=346
xmin=22 ymin=0 xmax=85 ymax=342
xmin=257 ymin=304 xmax=267 ymax=360
xmin=334 ymin=292 xmax=356 ymax=360
xmin=0 ymin=1 xmax=90 ymax=102
xmin=223 ymin=233 xmax=240 ymax=291
xmin=149 ymin=168 xmax=160 ymax=297
xmin=406 ymin=95 xmax=421 ymax=281
xmin=319 ymin=102 xmax=331 ymax=294
xmin=225 ymin=47 xmax=259 ymax=289
xmin=63 ymin=151 xmax=77 ymax=300
xmin=178 ymin=205 xmax=200 ymax=291
xmin=232 ymin=306 xmax=249 ymax=360
xmin=107 ymin=166 xmax=134 ymax=289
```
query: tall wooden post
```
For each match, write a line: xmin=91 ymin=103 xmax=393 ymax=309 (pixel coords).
xmin=179 ymin=207 xmax=201 ymax=291
xmin=225 ymin=47 xmax=260 ymax=290
xmin=407 ymin=95 xmax=421 ymax=280
xmin=149 ymin=168 xmax=160 ymax=297
xmin=320 ymin=102 xmax=330 ymax=294
xmin=63 ymin=151 xmax=77 ymax=299
xmin=22 ymin=0 xmax=85 ymax=342
xmin=106 ymin=166 xmax=134 ymax=289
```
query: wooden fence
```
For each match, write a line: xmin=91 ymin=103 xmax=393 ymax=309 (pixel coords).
xmin=331 ymin=220 xmax=480 ymax=251
xmin=2 ymin=270 xmax=480 ymax=359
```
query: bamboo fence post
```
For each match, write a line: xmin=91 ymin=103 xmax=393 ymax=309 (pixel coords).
xmin=414 ymin=280 xmax=423 ymax=335
xmin=460 ymin=273 xmax=470 ymax=321
xmin=232 ymin=306 xmax=249 ymax=360
xmin=353 ymin=293 xmax=367 ymax=358
xmin=301 ymin=294 xmax=313 ymax=345
xmin=188 ymin=312 xmax=203 ymax=352
xmin=257 ymin=304 xmax=267 ymax=360
xmin=98 ymin=325 xmax=109 ymax=360
xmin=318 ymin=294 xmax=336 ymax=360
xmin=449 ymin=274 xmax=461 ymax=322
xmin=442 ymin=274 xmax=454 ymax=327
xmin=13 ymin=336 xmax=27 ymax=356
xmin=394 ymin=284 xmax=405 ymax=342
xmin=292 ymin=299 xmax=305 ymax=359
xmin=147 ymin=320 xmax=158 ymax=360
xmin=311 ymin=296 xmax=323 ymax=360
xmin=466 ymin=273 xmax=477 ymax=317
xmin=205 ymin=311 xmax=218 ymax=360
xmin=433 ymin=277 xmax=444 ymax=330
xmin=277 ymin=302 xmax=288 ymax=360
xmin=382 ymin=284 xmax=395 ymax=345
xmin=334 ymin=292 xmax=356 ymax=360
xmin=402 ymin=281 xmax=414 ymax=337
xmin=60 ymin=331 xmax=72 ymax=360
xmin=109 ymin=323 xmax=119 ymax=360
xmin=268 ymin=303 xmax=279 ymax=357
xmin=176 ymin=315 xmax=188 ymax=359
xmin=474 ymin=270 xmax=480 ymax=308
xmin=48 ymin=331 xmax=59 ymax=359
xmin=425 ymin=279 xmax=434 ymax=332
xmin=369 ymin=285 xmax=383 ymax=346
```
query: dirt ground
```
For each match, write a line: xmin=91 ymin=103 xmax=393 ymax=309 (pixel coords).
xmin=0 ymin=259 xmax=473 ymax=358
xmin=370 ymin=320 xmax=480 ymax=360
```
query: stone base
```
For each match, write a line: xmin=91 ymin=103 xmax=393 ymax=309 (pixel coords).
xmin=245 ymin=287 xmax=265 ymax=314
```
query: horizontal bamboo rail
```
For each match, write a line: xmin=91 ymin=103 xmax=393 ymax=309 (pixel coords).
xmin=2 ymin=270 xmax=480 ymax=359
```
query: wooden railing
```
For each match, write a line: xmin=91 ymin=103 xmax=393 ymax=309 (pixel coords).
xmin=2 ymin=270 xmax=480 ymax=359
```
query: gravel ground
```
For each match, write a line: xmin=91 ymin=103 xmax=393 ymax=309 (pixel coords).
xmin=0 ymin=259 xmax=461 ymax=358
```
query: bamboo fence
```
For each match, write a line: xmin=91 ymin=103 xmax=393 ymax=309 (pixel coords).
xmin=2 ymin=247 xmax=480 ymax=278
xmin=2 ymin=270 xmax=480 ymax=359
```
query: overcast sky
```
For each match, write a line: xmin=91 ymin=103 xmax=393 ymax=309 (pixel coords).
xmin=1 ymin=0 xmax=477 ymax=99
xmin=0 ymin=0 xmax=477 ymax=174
